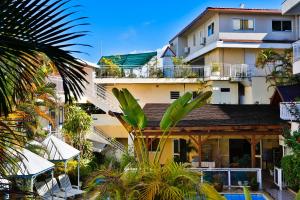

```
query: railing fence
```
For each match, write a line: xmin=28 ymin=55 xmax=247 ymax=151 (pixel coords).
xmin=191 ymin=168 xmax=262 ymax=189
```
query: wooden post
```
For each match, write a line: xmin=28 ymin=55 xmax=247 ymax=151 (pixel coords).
xmin=198 ymin=136 xmax=202 ymax=168
xmin=251 ymin=136 xmax=256 ymax=168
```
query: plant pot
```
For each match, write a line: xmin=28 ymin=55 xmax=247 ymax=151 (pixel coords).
xmin=213 ymin=182 xmax=224 ymax=192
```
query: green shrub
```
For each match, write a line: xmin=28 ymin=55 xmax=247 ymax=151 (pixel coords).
xmin=281 ymin=155 xmax=300 ymax=191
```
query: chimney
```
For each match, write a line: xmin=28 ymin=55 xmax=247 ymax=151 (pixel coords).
xmin=240 ymin=3 xmax=245 ymax=8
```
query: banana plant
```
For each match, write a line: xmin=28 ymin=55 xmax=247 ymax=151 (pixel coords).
xmin=243 ymin=187 xmax=252 ymax=200
xmin=112 ymin=88 xmax=212 ymax=166
xmin=154 ymin=91 xmax=212 ymax=163
xmin=112 ymin=88 xmax=148 ymax=166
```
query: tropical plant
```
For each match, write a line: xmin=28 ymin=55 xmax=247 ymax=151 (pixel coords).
xmin=63 ymin=105 xmax=93 ymax=158
xmin=256 ymin=49 xmax=300 ymax=87
xmin=281 ymin=155 xmax=300 ymax=191
xmin=243 ymin=186 xmax=252 ymax=200
xmin=87 ymin=161 xmax=225 ymax=200
xmin=85 ymin=89 xmax=217 ymax=200
xmin=0 ymin=0 xmax=88 ymax=181
xmin=99 ymin=57 xmax=122 ymax=77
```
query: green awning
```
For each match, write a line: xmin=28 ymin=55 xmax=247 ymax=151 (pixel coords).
xmin=98 ymin=52 xmax=157 ymax=68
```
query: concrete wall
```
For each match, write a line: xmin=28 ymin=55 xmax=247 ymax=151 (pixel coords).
xmin=219 ymin=13 xmax=296 ymax=41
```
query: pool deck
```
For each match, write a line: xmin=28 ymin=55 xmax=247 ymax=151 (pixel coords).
xmin=263 ymin=173 xmax=296 ymax=200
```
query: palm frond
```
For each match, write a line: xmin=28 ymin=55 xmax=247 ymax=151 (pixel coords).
xmin=0 ymin=0 xmax=89 ymax=116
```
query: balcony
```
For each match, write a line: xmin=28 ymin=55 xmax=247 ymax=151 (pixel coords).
xmin=95 ymin=64 xmax=251 ymax=81
xmin=280 ymin=102 xmax=300 ymax=121
xmin=282 ymin=0 xmax=300 ymax=15
xmin=293 ymin=41 xmax=300 ymax=74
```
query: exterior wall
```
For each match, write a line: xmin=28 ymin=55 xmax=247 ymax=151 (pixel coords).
xmin=211 ymin=81 xmax=239 ymax=104
xmin=186 ymin=14 xmax=220 ymax=56
xmin=173 ymin=11 xmax=295 ymax=60
xmin=251 ymin=77 xmax=275 ymax=104
xmin=219 ymin=13 xmax=296 ymax=41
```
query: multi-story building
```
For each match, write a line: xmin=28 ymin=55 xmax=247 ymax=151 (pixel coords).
xmin=282 ymin=0 xmax=300 ymax=74
xmin=82 ymin=6 xmax=293 ymax=171
xmin=45 ymin=7 xmax=291 ymax=182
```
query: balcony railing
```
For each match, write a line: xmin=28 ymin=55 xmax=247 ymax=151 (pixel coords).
xmin=280 ymin=102 xmax=300 ymax=121
xmin=293 ymin=41 xmax=300 ymax=63
xmin=96 ymin=64 xmax=251 ymax=79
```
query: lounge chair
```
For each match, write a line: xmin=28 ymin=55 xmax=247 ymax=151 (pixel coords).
xmin=58 ymin=174 xmax=84 ymax=196
xmin=45 ymin=178 xmax=74 ymax=198
xmin=35 ymin=181 xmax=64 ymax=200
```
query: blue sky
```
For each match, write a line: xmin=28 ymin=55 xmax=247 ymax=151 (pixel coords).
xmin=74 ymin=0 xmax=282 ymax=63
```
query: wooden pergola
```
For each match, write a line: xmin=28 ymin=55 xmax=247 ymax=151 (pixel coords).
xmin=143 ymin=124 xmax=284 ymax=168
xmin=110 ymin=103 xmax=287 ymax=168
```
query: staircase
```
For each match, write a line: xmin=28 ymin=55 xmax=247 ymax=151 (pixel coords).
xmin=93 ymin=127 xmax=126 ymax=154
xmin=87 ymin=84 xmax=121 ymax=113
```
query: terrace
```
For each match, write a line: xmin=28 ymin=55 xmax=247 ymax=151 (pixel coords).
xmin=95 ymin=63 xmax=268 ymax=83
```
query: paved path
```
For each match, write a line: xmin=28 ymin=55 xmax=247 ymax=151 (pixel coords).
xmin=263 ymin=173 xmax=295 ymax=200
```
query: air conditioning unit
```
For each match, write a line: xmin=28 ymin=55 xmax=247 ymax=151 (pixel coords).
xmin=200 ymin=37 xmax=206 ymax=46
xmin=184 ymin=47 xmax=190 ymax=54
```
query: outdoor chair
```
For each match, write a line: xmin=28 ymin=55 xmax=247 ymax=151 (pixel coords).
xmin=58 ymin=174 xmax=84 ymax=197
xmin=45 ymin=178 xmax=74 ymax=198
xmin=35 ymin=181 xmax=64 ymax=200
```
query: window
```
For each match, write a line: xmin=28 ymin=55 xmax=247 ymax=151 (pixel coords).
xmin=193 ymin=34 xmax=196 ymax=46
xmin=221 ymin=88 xmax=230 ymax=93
xmin=233 ymin=19 xmax=254 ymax=31
xmin=272 ymin=20 xmax=292 ymax=32
xmin=208 ymin=22 xmax=214 ymax=36
xmin=148 ymin=138 xmax=160 ymax=152
xmin=170 ymin=91 xmax=180 ymax=99
xmin=173 ymin=139 xmax=180 ymax=154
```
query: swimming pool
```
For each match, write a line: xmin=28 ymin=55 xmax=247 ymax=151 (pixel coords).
xmin=224 ymin=194 xmax=267 ymax=200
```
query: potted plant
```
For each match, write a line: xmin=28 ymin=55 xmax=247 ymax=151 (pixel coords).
xmin=212 ymin=173 xmax=224 ymax=192
xmin=250 ymin=177 xmax=259 ymax=191
xmin=211 ymin=63 xmax=221 ymax=76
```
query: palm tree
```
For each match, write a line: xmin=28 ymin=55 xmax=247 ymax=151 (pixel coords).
xmin=256 ymin=49 xmax=300 ymax=87
xmin=0 ymin=0 xmax=88 ymax=180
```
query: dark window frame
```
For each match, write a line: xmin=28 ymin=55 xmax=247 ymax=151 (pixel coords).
xmin=272 ymin=20 xmax=292 ymax=32
xmin=208 ymin=22 xmax=215 ymax=37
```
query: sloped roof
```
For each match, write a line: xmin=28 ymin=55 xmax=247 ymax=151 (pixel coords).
xmin=42 ymin=135 xmax=80 ymax=162
xmin=275 ymin=84 xmax=300 ymax=102
xmin=98 ymin=52 xmax=157 ymax=68
xmin=143 ymin=104 xmax=283 ymax=128
xmin=8 ymin=149 xmax=54 ymax=178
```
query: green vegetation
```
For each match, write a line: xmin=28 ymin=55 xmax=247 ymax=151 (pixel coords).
xmin=0 ymin=0 xmax=88 ymax=195
xmin=256 ymin=49 xmax=300 ymax=87
xmin=86 ymin=88 xmax=221 ymax=200
xmin=63 ymin=105 xmax=93 ymax=159
xmin=282 ymin=130 xmax=300 ymax=191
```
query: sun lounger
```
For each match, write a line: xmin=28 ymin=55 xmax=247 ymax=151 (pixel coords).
xmin=35 ymin=181 xmax=64 ymax=200
xmin=58 ymin=174 xmax=84 ymax=197
xmin=45 ymin=178 xmax=74 ymax=198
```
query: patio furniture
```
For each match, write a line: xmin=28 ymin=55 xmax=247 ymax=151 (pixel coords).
xmin=58 ymin=175 xmax=84 ymax=196
xmin=45 ymin=178 xmax=73 ymax=198
xmin=35 ymin=181 xmax=64 ymax=200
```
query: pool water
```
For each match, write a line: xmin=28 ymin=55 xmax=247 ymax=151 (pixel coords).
xmin=224 ymin=194 xmax=266 ymax=200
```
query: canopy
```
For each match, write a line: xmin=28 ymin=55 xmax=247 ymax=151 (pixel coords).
xmin=8 ymin=149 xmax=54 ymax=178
xmin=42 ymin=135 xmax=80 ymax=162
xmin=99 ymin=52 xmax=157 ymax=68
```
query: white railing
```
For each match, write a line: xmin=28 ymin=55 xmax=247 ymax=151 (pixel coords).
xmin=191 ymin=168 xmax=262 ymax=189
xmin=96 ymin=64 xmax=250 ymax=79
xmin=280 ymin=102 xmax=300 ymax=121
xmin=93 ymin=127 xmax=126 ymax=153
xmin=274 ymin=167 xmax=284 ymax=190
xmin=293 ymin=41 xmax=300 ymax=63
